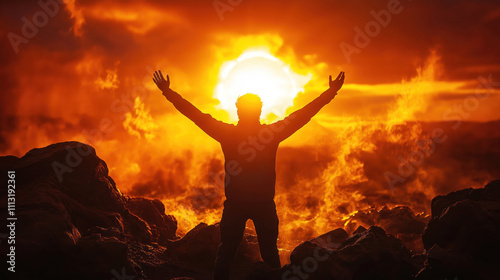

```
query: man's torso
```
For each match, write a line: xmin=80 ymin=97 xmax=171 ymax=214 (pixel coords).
xmin=219 ymin=124 xmax=281 ymax=202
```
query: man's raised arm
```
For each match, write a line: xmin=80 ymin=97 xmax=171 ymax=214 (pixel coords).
xmin=274 ymin=71 xmax=345 ymax=141
xmin=153 ymin=70 xmax=224 ymax=140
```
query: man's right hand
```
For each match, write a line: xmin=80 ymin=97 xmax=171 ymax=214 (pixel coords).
xmin=329 ymin=71 xmax=345 ymax=92
xmin=153 ymin=70 xmax=170 ymax=93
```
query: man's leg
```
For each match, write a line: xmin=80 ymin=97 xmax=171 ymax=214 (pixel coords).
xmin=213 ymin=200 xmax=247 ymax=280
xmin=252 ymin=201 xmax=281 ymax=269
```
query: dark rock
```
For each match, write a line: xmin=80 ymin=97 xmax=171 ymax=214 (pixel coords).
xmin=126 ymin=196 xmax=178 ymax=244
xmin=352 ymin=225 xmax=366 ymax=235
xmin=255 ymin=226 xmax=415 ymax=280
xmin=411 ymin=253 xmax=427 ymax=275
xmin=378 ymin=206 xmax=428 ymax=235
xmin=290 ymin=228 xmax=348 ymax=265
xmin=165 ymin=222 xmax=261 ymax=277
xmin=4 ymin=141 xmax=498 ymax=280
xmin=2 ymin=141 xmax=125 ymax=211
xmin=418 ymin=180 xmax=500 ymax=279
xmin=0 ymin=142 xmax=178 ymax=279
xmin=344 ymin=205 xmax=429 ymax=253
xmin=166 ymin=222 xmax=221 ymax=271
xmin=430 ymin=180 xmax=500 ymax=219
xmin=244 ymin=261 xmax=283 ymax=280
xmin=69 ymin=235 xmax=137 ymax=280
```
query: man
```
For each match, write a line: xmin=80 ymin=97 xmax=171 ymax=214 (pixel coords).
xmin=153 ymin=70 xmax=345 ymax=280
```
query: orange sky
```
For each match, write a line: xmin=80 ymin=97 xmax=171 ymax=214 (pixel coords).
xmin=1 ymin=0 xmax=500 ymax=260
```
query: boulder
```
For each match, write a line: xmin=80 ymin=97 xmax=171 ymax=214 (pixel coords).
xmin=344 ymin=205 xmax=429 ymax=253
xmin=165 ymin=222 xmax=261 ymax=277
xmin=250 ymin=226 xmax=416 ymax=280
xmin=417 ymin=180 xmax=500 ymax=279
xmin=0 ymin=142 xmax=177 ymax=279
xmin=126 ymin=197 xmax=178 ymax=244
xmin=4 ymin=141 xmax=499 ymax=280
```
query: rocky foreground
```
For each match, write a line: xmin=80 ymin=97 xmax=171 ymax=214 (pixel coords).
xmin=0 ymin=142 xmax=499 ymax=280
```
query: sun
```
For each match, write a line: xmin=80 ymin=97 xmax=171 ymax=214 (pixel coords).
xmin=214 ymin=49 xmax=311 ymax=123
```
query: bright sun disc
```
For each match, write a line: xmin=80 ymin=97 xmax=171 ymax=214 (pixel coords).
xmin=214 ymin=49 xmax=310 ymax=122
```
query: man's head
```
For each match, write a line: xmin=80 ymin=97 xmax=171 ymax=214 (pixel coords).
xmin=236 ymin=93 xmax=262 ymax=123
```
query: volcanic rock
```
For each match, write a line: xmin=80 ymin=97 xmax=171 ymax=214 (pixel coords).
xmin=3 ymin=141 xmax=499 ymax=280
xmin=0 ymin=142 xmax=176 ymax=279
xmin=417 ymin=180 xmax=500 ymax=280
xmin=0 ymin=141 xmax=261 ymax=280
xmin=126 ymin=196 xmax=178 ymax=243
xmin=165 ymin=222 xmax=261 ymax=278
xmin=249 ymin=226 xmax=416 ymax=280
xmin=344 ymin=205 xmax=429 ymax=253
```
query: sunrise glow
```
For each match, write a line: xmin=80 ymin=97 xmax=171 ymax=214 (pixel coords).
xmin=2 ymin=1 xmax=499 ymax=272
xmin=214 ymin=49 xmax=311 ymax=122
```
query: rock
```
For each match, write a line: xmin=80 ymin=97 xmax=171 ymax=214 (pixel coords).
xmin=69 ymin=235 xmax=137 ymax=280
xmin=244 ymin=261 xmax=283 ymax=280
xmin=165 ymin=222 xmax=261 ymax=277
xmin=352 ymin=225 xmax=366 ymax=235
xmin=126 ymin=197 xmax=178 ymax=244
xmin=344 ymin=205 xmax=429 ymax=253
xmin=251 ymin=226 xmax=415 ymax=280
xmin=4 ymin=141 xmax=125 ymax=211
xmin=0 ymin=142 xmax=177 ymax=279
xmin=290 ymin=228 xmax=348 ymax=265
xmin=4 ymin=141 xmax=498 ymax=280
xmin=430 ymin=180 xmax=500 ymax=219
xmin=418 ymin=180 xmax=500 ymax=279
xmin=166 ymin=222 xmax=221 ymax=271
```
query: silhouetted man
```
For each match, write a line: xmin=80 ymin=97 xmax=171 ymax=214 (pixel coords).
xmin=153 ymin=70 xmax=345 ymax=280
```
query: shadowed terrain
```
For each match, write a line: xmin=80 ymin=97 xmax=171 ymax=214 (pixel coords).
xmin=1 ymin=141 xmax=499 ymax=279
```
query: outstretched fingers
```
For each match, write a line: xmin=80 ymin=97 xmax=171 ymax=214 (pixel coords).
xmin=335 ymin=71 xmax=342 ymax=81
xmin=153 ymin=71 xmax=159 ymax=83
xmin=153 ymin=70 xmax=166 ymax=85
